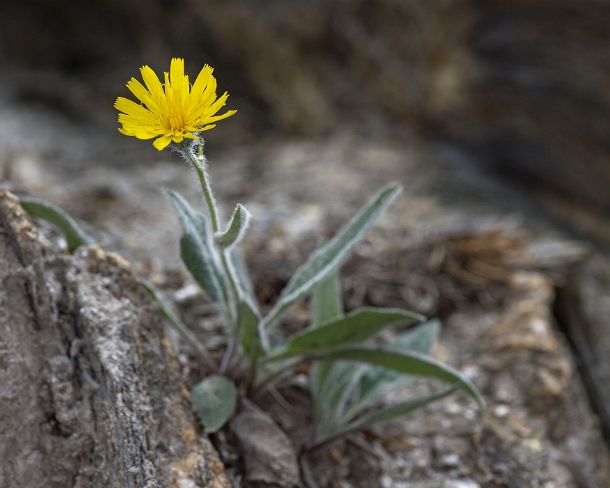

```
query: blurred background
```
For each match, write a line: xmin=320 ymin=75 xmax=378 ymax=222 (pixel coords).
xmin=4 ymin=3 xmax=610 ymax=485
xmin=2 ymin=0 xmax=610 ymax=245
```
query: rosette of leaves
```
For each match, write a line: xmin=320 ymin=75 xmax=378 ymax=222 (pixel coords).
xmin=166 ymin=180 xmax=483 ymax=439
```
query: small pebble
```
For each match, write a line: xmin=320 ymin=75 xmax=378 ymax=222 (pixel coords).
xmin=463 ymin=408 xmax=477 ymax=420
xmin=439 ymin=453 xmax=460 ymax=468
xmin=461 ymin=366 xmax=480 ymax=380
xmin=443 ymin=479 xmax=480 ymax=488
xmin=173 ymin=283 xmax=200 ymax=302
xmin=445 ymin=402 xmax=463 ymax=415
xmin=494 ymin=404 xmax=510 ymax=418
xmin=380 ymin=475 xmax=393 ymax=488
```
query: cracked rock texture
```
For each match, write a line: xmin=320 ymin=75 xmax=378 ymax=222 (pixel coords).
xmin=0 ymin=190 xmax=229 ymax=488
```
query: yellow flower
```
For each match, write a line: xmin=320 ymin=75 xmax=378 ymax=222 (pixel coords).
xmin=114 ymin=58 xmax=237 ymax=151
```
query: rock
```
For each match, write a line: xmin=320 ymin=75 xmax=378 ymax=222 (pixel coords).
xmin=0 ymin=190 xmax=230 ymax=488
xmin=233 ymin=407 xmax=300 ymax=487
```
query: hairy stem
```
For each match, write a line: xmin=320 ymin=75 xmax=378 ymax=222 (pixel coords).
xmin=183 ymin=139 xmax=246 ymax=368
xmin=191 ymin=140 xmax=220 ymax=233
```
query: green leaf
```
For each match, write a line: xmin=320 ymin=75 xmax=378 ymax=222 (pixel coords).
xmin=280 ymin=308 xmax=423 ymax=356
xmin=263 ymin=182 xmax=402 ymax=329
xmin=19 ymin=196 xmax=95 ymax=253
xmin=230 ymin=249 xmax=256 ymax=305
xmin=311 ymin=273 xmax=343 ymax=328
xmin=394 ymin=319 xmax=440 ymax=353
xmin=310 ymin=320 xmax=435 ymax=433
xmin=238 ymin=299 xmax=265 ymax=359
xmin=314 ymin=362 xmax=365 ymax=439
xmin=304 ymin=347 xmax=484 ymax=409
xmin=310 ymin=274 xmax=344 ymax=407
xmin=348 ymin=320 xmax=440 ymax=418
xmin=319 ymin=385 xmax=459 ymax=443
xmin=215 ymin=203 xmax=251 ymax=249
xmin=191 ymin=375 xmax=238 ymax=433
xmin=167 ymin=190 xmax=226 ymax=305
xmin=314 ymin=362 xmax=354 ymax=412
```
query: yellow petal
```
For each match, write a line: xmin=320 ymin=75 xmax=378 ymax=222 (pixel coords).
xmin=199 ymin=74 xmax=217 ymax=107
xmin=163 ymin=71 xmax=173 ymax=104
xmin=126 ymin=79 xmax=156 ymax=111
xmin=153 ymin=134 xmax=173 ymax=151
xmin=206 ymin=92 xmax=229 ymax=115
xmin=140 ymin=66 xmax=163 ymax=96
xmin=203 ymin=109 xmax=237 ymax=125
xmin=140 ymin=66 xmax=167 ymax=114
xmin=115 ymin=97 xmax=155 ymax=119
xmin=199 ymin=124 xmax=217 ymax=132
xmin=188 ymin=65 xmax=213 ymax=109
xmin=191 ymin=65 xmax=213 ymax=96
xmin=115 ymin=60 xmax=236 ymax=146
xmin=170 ymin=58 xmax=185 ymax=94
xmin=133 ymin=129 xmax=159 ymax=140
xmin=118 ymin=113 xmax=157 ymax=126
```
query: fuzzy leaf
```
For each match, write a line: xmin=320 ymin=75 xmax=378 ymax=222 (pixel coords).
xmin=346 ymin=320 xmax=440 ymax=419
xmin=19 ymin=196 xmax=95 ymax=253
xmin=191 ymin=375 xmax=237 ymax=433
xmin=311 ymin=273 xmax=343 ymax=328
xmin=394 ymin=319 xmax=440 ymax=352
xmin=216 ymin=203 xmax=251 ymax=249
xmin=310 ymin=274 xmax=344 ymax=409
xmin=263 ymin=183 xmax=402 ymax=328
xmin=167 ymin=190 xmax=226 ymax=304
xmin=314 ymin=363 xmax=366 ymax=440
xmin=280 ymin=308 xmax=423 ymax=356
xmin=238 ymin=299 xmax=265 ymax=359
xmin=319 ymin=385 xmax=459 ymax=443
xmin=303 ymin=347 xmax=484 ymax=409
xmin=230 ymin=249 xmax=256 ymax=305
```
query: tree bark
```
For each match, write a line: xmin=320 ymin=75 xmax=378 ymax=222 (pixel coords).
xmin=0 ymin=190 xmax=229 ymax=488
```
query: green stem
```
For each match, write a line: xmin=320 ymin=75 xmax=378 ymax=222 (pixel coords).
xmin=192 ymin=141 xmax=220 ymax=233
xmin=183 ymin=139 xmax=261 ymax=382
xmin=220 ymin=251 xmax=241 ymax=307
xmin=186 ymin=139 xmax=242 ymax=324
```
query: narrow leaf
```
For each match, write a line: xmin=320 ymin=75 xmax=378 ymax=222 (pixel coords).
xmin=230 ymin=249 xmax=256 ymax=305
xmin=319 ymin=385 xmax=459 ymax=443
xmin=281 ymin=308 xmax=424 ymax=356
xmin=263 ymin=182 xmax=402 ymax=328
xmin=167 ymin=190 xmax=226 ymax=304
xmin=191 ymin=375 xmax=237 ymax=433
xmin=19 ymin=196 xmax=95 ymax=253
xmin=215 ymin=203 xmax=251 ymax=249
xmin=310 ymin=273 xmax=344 ymax=408
xmin=315 ymin=362 xmax=354 ymax=413
xmin=311 ymin=273 xmax=343 ymax=328
xmin=348 ymin=320 xmax=440 ymax=418
xmin=315 ymin=363 xmax=365 ymax=439
xmin=394 ymin=319 xmax=440 ymax=353
xmin=303 ymin=347 xmax=484 ymax=409
xmin=238 ymin=299 xmax=265 ymax=359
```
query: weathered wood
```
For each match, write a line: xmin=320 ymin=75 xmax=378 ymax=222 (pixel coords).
xmin=0 ymin=190 xmax=229 ymax=488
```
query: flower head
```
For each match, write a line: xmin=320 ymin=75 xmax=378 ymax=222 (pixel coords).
xmin=114 ymin=58 xmax=237 ymax=151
